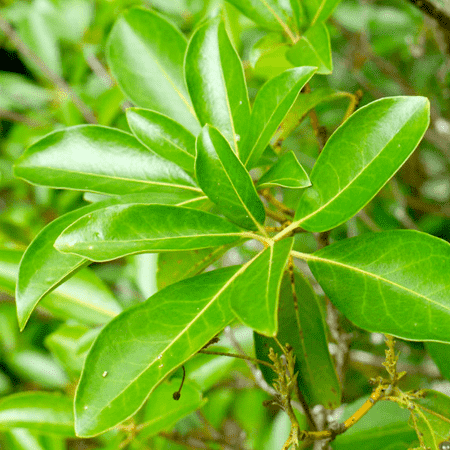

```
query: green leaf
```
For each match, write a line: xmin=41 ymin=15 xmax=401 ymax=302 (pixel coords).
xmin=74 ymin=266 xmax=240 ymax=437
xmin=294 ymin=96 xmax=430 ymax=232
xmin=257 ymin=151 xmax=311 ymax=189
xmin=14 ymin=125 xmax=200 ymax=196
xmin=426 ymin=342 xmax=450 ymax=380
xmin=255 ymin=272 xmax=341 ymax=407
xmin=135 ymin=378 xmax=205 ymax=441
xmin=185 ymin=19 xmax=250 ymax=153
xmin=55 ymin=204 xmax=245 ymax=261
xmin=0 ymin=392 xmax=74 ymax=436
xmin=303 ymin=0 xmax=343 ymax=26
xmin=286 ymin=23 xmax=332 ymax=74
xmin=301 ymin=230 xmax=450 ymax=343
xmin=229 ymin=238 xmax=293 ymax=336
xmin=241 ymin=67 xmax=317 ymax=168
xmin=224 ymin=0 xmax=292 ymax=32
xmin=157 ymin=245 xmax=233 ymax=290
xmin=196 ymin=125 xmax=265 ymax=231
xmin=106 ymin=7 xmax=199 ymax=134
xmin=332 ymin=396 xmax=414 ymax=450
xmin=411 ymin=390 xmax=450 ymax=450
xmin=126 ymin=108 xmax=196 ymax=173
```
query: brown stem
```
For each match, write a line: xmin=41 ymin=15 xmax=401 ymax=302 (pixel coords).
xmin=198 ymin=349 xmax=274 ymax=369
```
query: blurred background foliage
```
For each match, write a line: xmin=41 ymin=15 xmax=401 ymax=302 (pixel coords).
xmin=0 ymin=0 xmax=449 ymax=449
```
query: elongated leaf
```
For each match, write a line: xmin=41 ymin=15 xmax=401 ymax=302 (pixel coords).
xmin=74 ymin=266 xmax=240 ymax=436
xmin=225 ymin=0 xmax=292 ymax=32
xmin=106 ymin=7 xmax=199 ymax=133
xmin=411 ymin=390 xmax=450 ymax=450
xmin=294 ymin=96 xmax=430 ymax=232
xmin=302 ymin=230 xmax=450 ymax=343
xmin=126 ymin=108 xmax=196 ymax=173
xmin=185 ymin=19 xmax=250 ymax=153
xmin=0 ymin=392 xmax=74 ymax=436
xmin=16 ymin=193 xmax=186 ymax=330
xmin=196 ymin=125 xmax=265 ymax=231
xmin=229 ymin=238 xmax=293 ymax=336
xmin=257 ymin=151 xmax=311 ymax=189
xmin=241 ymin=67 xmax=316 ymax=168
xmin=255 ymin=272 xmax=341 ymax=408
xmin=14 ymin=125 xmax=200 ymax=196
xmin=55 ymin=204 xmax=245 ymax=261
xmin=286 ymin=23 xmax=332 ymax=74
xmin=157 ymin=245 xmax=233 ymax=290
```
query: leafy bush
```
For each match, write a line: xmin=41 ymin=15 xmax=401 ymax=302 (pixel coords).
xmin=1 ymin=0 xmax=450 ymax=449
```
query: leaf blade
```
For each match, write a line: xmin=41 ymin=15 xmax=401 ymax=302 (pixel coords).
xmin=241 ymin=67 xmax=317 ymax=168
xmin=106 ymin=7 xmax=199 ymax=133
xmin=295 ymin=96 xmax=430 ymax=232
xmin=185 ymin=19 xmax=250 ymax=152
xmin=196 ymin=125 xmax=265 ymax=230
xmin=14 ymin=125 xmax=199 ymax=196
xmin=305 ymin=230 xmax=450 ymax=343
xmin=54 ymin=204 xmax=245 ymax=261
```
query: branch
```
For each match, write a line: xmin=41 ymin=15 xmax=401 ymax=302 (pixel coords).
xmin=407 ymin=0 xmax=450 ymax=32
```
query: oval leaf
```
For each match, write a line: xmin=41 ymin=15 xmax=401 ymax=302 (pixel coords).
xmin=126 ymin=108 xmax=196 ymax=173
xmin=286 ymin=23 xmax=332 ymax=74
xmin=241 ymin=67 xmax=317 ymax=168
xmin=185 ymin=19 xmax=250 ymax=152
xmin=196 ymin=125 xmax=265 ymax=231
xmin=74 ymin=266 xmax=240 ymax=437
xmin=14 ymin=125 xmax=200 ymax=195
xmin=295 ymin=96 xmax=430 ymax=232
xmin=257 ymin=151 xmax=311 ymax=189
xmin=0 ymin=392 xmax=74 ymax=436
xmin=229 ymin=238 xmax=293 ymax=336
xmin=106 ymin=7 xmax=199 ymax=133
xmin=255 ymin=271 xmax=341 ymax=408
xmin=303 ymin=230 xmax=450 ymax=342
xmin=16 ymin=193 xmax=190 ymax=330
xmin=55 ymin=204 xmax=245 ymax=261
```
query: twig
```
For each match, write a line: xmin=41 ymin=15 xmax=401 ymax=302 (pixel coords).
xmin=0 ymin=16 xmax=97 ymax=124
xmin=407 ymin=0 xmax=450 ymax=32
xmin=198 ymin=349 xmax=274 ymax=369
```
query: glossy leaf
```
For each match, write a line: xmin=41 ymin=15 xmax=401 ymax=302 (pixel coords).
xmin=241 ymin=67 xmax=317 ymax=168
xmin=196 ymin=125 xmax=265 ymax=231
xmin=126 ymin=108 xmax=196 ymax=173
xmin=426 ymin=342 xmax=450 ymax=380
xmin=411 ymin=390 xmax=450 ymax=450
xmin=55 ymin=204 xmax=245 ymax=261
xmin=332 ymin=396 xmax=414 ymax=450
xmin=224 ymin=0 xmax=292 ymax=32
xmin=185 ymin=19 xmax=250 ymax=152
xmin=106 ymin=7 xmax=199 ymax=133
xmin=257 ymin=151 xmax=311 ymax=189
xmin=74 ymin=266 xmax=240 ymax=436
xmin=229 ymin=238 xmax=293 ymax=336
xmin=286 ymin=23 xmax=332 ymax=74
xmin=294 ymin=96 xmax=430 ymax=232
xmin=303 ymin=0 xmax=343 ymax=26
xmin=255 ymin=272 xmax=341 ymax=408
xmin=303 ymin=230 xmax=450 ymax=343
xmin=14 ymin=125 xmax=199 ymax=196
xmin=0 ymin=392 xmax=74 ymax=436
xmin=157 ymin=245 xmax=233 ymax=290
